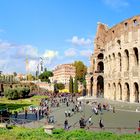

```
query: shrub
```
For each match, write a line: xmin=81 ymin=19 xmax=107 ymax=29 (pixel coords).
xmin=4 ymin=87 xmax=30 ymax=100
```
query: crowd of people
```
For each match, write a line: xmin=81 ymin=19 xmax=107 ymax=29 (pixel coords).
xmin=2 ymin=92 xmax=117 ymax=130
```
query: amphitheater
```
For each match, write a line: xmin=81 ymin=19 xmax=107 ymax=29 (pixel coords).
xmin=86 ymin=15 xmax=140 ymax=103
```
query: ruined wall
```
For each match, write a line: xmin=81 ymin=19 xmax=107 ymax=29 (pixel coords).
xmin=87 ymin=15 xmax=140 ymax=103
xmin=104 ymin=15 xmax=140 ymax=102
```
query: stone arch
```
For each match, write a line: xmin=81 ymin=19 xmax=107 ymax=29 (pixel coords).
xmin=97 ymin=61 xmax=104 ymax=72
xmin=134 ymin=82 xmax=139 ymax=102
xmin=112 ymin=53 xmax=115 ymax=59
xmin=109 ymin=55 xmax=111 ymax=61
xmin=124 ymin=49 xmax=129 ymax=71
xmin=113 ymin=83 xmax=116 ymax=100
xmin=90 ymin=77 xmax=93 ymax=96
xmin=118 ymin=53 xmax=122 ymax=71
xmin=112 ymin=53 xmax=115 ymax=71
xmin=124 ymin=83 xmax=130 ymax=102
xmin=133 ymin=47 xmax=139 ymax=66
xmin=118 ymin=83 xmax=122 ymax=100
xmin=98 ymin=53 xmax=104 ymax=59
xmin=97 ymin=75 xmax=104 ymax=97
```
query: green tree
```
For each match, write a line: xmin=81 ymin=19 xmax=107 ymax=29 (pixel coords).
xmin=69 ymin=76 xmax=73 ymax=93
xmin=54 ymin=83 xmax=65 ymax=90
xmin=13 ymin=72 xmax=17 ymax=77
xmin=73 ymin=61 xmax=87 ymax=82
xmin=74 ymin=76 xmax=78 ymax=93
xmin=39 ymin=71 xmax=53 ymax=82
xmin=56 ymin=83 xmax=65 ymax=90
xmin=27 ymin=74 xmax=35 ymax=81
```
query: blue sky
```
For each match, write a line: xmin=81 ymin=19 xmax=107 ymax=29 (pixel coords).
xmin=0 ymin=0 xmax=139 ymax=74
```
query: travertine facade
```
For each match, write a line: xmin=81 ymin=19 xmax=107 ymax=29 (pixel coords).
xmin=86 ymin=15 xmax=140 ymax=103
xmin=51 ymin=64 xmax=76 ymax=84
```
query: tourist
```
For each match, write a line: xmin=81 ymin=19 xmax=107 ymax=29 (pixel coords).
xmin=66 ymin=101 xmax=69 ymax=107
xmin=99 ymin=118 xmax=104 ymax=128
xmin=92 ymin=107 xmax=98 ymax=115
xmin=65 ymin=110 xmax=68 ymax=117
xmin=64 ymin=119 xmax=69 ymax=130
xmin=68 ymin=109 xmax=71 ymax=117
xmin=25 ymin=109 xmax=28 ymax=119
xmin=88 ymin=116 xmax=92 ymax=125
xmin=14 ymin=111 xmax=18 ymax=119
xmin=79 ymin=117 xmax=86 ymax=128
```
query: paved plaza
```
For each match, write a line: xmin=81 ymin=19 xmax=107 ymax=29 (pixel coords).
xmin=11 ymin=96 xmax=140 ymax=133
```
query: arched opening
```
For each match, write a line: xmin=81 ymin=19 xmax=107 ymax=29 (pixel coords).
xmin=125 ymin=83 xmax=130 ymax=102
xmin=124 ymin=49 xmax=129 ymax=71
xmin=97 ymin=76 xmax=104 ymax=98
xmin=112 ymin=53 xmax=115 ymax=71
xmin=133 ymin=47 xmax=139 ymax=66
xmin=118 ymin=83 xmax=122 ymax=100
xmin=118 ymin=53 xmax=122 ymax=72
xmin=134 ymin=82 xmax=139 ymax=102
xmin=108 ymin=83 xmax=111 ymax=98
xmin=97 ymin=53 xmax=104 ymax=59
xmin=90 ymin=77 xmax=93 ymax=96
xmin=113 ymin=83 xmax=116 ymax=100
xmin=97 ymin=62 xmax=104 ymax=72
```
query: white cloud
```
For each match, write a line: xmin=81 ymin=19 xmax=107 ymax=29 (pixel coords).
xmin=0 ymin=39 xmax=61 ymax=73
xmin=103 ymin=0 xmax=129 ymax=9
xmin=43 ymin=50 xmax=58 ymax=59
xmin=0 ymin=40 xmax=16 ymax=53
xmin=28 ymin=60 xmax=38 ymax=72
xmin=16 ymin=45 xmax=38 ymax=59
xmin=64 ymin=48 xmax=77 ymax=57
xmin=67 ymin=36 xmax=92 ymax=46
xmin=80 ymin=49 xmax=92 ymax=57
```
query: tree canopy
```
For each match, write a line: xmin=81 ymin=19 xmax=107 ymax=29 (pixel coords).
xmin=73 ymin=61 xmax=87 ymax=82
xmin=39 ymin=71 xmax=53 ymax=82
xmin=69 ymin=76 xmax=74 ymax=93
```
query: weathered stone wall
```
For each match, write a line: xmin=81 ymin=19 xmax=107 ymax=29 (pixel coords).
xmin=87 ymin=15 xmax=140 ymax=103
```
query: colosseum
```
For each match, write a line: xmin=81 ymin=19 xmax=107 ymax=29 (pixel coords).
xmin=86 ymin=15 xmax=140 ymax=103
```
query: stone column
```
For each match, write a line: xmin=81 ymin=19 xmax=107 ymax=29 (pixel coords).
xmin=122 ymin=82 xmax=127 ymax=101
xmin=93 ymin=78 xmax=97 ymax=97
xmin=86 ymin=75 xmax=91 ymax=96
xmin=129 ymin=49 xmax=135 ymax=78
xmin=130 ymin=82 xmax=135 ymax=103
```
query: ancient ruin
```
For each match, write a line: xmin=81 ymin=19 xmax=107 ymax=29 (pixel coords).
xmin=86 ymin=15 xmax=140 ymax=103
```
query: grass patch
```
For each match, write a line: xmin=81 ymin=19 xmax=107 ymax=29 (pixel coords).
xmin=0 ymin=95 xmax=48 ymax=112
xmin=0 ymin=127 xmax=140 ymax=140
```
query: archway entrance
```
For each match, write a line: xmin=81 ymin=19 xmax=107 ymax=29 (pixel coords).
xmin=97 ymin=53 xmax=104 ymax=59
xmin=134 ymin=82 xmax=139 ymax=102
xmin=113 ymin=83 xmax=116 ymax=100
xmin=118 ymin=83 xmax=122 ymax=100
xmin=97 ymin=76 xmax=104 ymax=97
xmin=90 ymin=77 xmax=93 ymax=96
xmin=97 ymin=62 xmax=104 ymax=72
xmin=125 ymin=83 xmax=130 ymax=102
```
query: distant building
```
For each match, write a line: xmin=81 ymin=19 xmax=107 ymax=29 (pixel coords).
xmin=50 ymin=64 xmax=76 ymax=85
xmin=16 ymin=73 xmax=26 ymax=81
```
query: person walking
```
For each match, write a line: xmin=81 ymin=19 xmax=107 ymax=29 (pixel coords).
xmin=25 ymin=109 xmax=28 ymax=119
xmin=88 ymin=116 xmax=92 ymax=125
xmin=64 ymin=119 xmax=69 ymax=130
xmin=65 ymin=110 xmax=68 ymax=117
xmin=99 ymin=118 xmax=104 ymax=128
